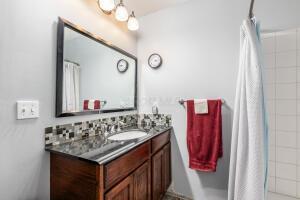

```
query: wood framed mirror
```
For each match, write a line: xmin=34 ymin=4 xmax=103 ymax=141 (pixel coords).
xmin=56 ymin=18 xmax=137 ymax=117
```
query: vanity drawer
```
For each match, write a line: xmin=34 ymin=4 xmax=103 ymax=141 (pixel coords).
xmin=104 ymin=141 xmax=150 ymax=190
xmin=151 ymin=130 xmax=170 ymax=154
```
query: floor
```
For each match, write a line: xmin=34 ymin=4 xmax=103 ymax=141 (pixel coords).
xmin=163 ymin=195 xmax=182 ymax=200
xmin=163 ymin=192 xmax=300 ymax=200
xmin=268 ymin=192 xmax=299 ymax=200
xmin=163 ymin=193 xmax=192 ymax=200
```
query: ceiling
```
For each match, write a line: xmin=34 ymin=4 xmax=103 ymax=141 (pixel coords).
xmin=124 ymin=0 xmax=191 ymax=17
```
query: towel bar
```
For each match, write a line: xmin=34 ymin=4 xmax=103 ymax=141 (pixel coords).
xmin=178 ymin=99 xmax=225 ymax=106
xmin=101 ymin=100 xmax=107 ymax=106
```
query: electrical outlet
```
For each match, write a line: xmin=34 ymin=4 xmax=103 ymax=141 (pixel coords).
xmin=17 ymin=101 xmax=39 ymax=120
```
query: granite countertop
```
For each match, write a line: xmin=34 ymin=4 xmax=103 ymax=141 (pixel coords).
xmin=45 ymin=125 xmax=172 ymax=164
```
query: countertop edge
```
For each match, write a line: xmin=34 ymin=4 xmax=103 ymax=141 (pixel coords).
xmin=45 ymin=126 xmax=172 ymax=165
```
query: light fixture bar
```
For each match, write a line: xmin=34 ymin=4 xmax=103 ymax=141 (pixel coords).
xmin=97 ymin=0 xmax=139 ymax=31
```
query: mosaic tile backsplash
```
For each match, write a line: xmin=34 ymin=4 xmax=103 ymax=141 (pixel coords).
xmin=138 ymin=114 xmax=172 ymax=129
xmin=45 ymin=114 xmax=171 ymax=147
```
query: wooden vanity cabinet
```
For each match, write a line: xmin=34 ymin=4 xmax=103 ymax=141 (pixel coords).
xmin=105 ymin=161 xmax=151 ymax=200
xmin=50 ymin=130 xmax=171 ymax=200
xmin=105 ymin=175 xmax=134 ymax=200
xmin=152 ymin=149 xmax=164 ymax=200
xmin=104 ymin=142 xmax=150 ymax=190
xmin=133 ymin=161 xmax=151 ymax=200
xmin=152 ymin=143 xmax=171 ymax=200
xmin=163 ymin=143 xmax=171 ymax=192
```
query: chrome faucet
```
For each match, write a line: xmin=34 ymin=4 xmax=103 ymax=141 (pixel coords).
xmin=117 ymin=121 xmax=125 ymax=132
xmin=110 ymin=121 xmax=125 ymax=133
xmin=101 ymin=124 xmax=109 ymax=138
xmin=102 ymin=121 xmax=127 ymax=138
xmin=110 ymin=124 xmax=117 ymax=133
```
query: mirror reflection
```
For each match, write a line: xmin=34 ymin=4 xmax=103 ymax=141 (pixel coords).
xmin=61 ymin=26 xmax=136 ymax=114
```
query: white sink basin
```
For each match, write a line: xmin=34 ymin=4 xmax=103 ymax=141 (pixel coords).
xmin=108 ymin=130 xmax=148 ymax=141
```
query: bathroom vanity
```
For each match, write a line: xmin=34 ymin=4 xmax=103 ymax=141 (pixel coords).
xmin=48 ymin=18 xmax=172 ymax=200
xmin=47 ymin=126 xmax=171 ymax=200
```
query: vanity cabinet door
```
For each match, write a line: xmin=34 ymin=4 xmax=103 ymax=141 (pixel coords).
xmin=105 ymin=141 xmax=150 ymax=190
xmin=105 ymin=176 xmax=134 ymax=200
xmin=133 ymin=161 xmax=151 ymax=200
xmin=152 ymin=150 xmax=164 ymax=200
xmin=152 ymin=142 xmax=172 ymax=200
xmin=163 ymin=143 xmax=171 ymax=192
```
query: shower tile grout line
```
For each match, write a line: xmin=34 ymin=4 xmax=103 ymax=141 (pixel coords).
xmin=263 ymin=49 xmax=300 ymax=56
xmin=296 ymin=28 xmax=299 ymax=198
xmin=274 ymin=31 xmax=277 ymax=194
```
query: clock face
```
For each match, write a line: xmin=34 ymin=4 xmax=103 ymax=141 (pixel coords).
xmin=117 ymin=59 xmax=129 ymax=73
xmin=148 ymin=54 xmax=162 ymax=68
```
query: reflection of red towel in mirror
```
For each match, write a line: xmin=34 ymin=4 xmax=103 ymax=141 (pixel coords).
xmin=94 ymin=100 xmax=100 ymax=109
xmin=83 ymin=100 xmax=101 ymax=110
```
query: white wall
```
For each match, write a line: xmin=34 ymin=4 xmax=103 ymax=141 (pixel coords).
xmin=64 ymin=34 xmax=136 ymax=110
xmin=137 ymin=0 xmax=300 ymax=199
xmin=0 ymin=0 xmax=137 ymax=199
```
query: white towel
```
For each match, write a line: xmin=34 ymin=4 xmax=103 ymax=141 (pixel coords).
xmin=194 ymin=99 xmax=208 ymax=114
xmin=228 ymin=19 xmax=268 ymax=200
xmin=88 ymin=100 xmax=95 ymax=110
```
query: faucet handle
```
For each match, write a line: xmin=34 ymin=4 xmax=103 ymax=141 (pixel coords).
xmin=101 ymin=124 xmax=107 ymax=131
xmin=101 ymin=124 xmax=109 ymax=137
xmin=117 ymin=121 xmax=125 ymax=131
xmin=109 ymin=124 xmax=117 ymax=133
xmin=118 ymin=121 xmax=125 ymax=126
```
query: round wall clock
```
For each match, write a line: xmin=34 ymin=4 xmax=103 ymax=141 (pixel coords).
xmin=117 ymin=59 xmax=129 ymax=73
xmin=148 ymin=53 xmax=162 ymax=69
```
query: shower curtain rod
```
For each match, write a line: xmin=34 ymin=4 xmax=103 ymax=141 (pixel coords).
xmin=249 ymin=0 xmax=255 ymax=18
xmin=64 ymin=59 xmax=80 ymax=66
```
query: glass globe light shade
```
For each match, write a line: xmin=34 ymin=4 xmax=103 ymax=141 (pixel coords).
xmin=98 ymin=0 xmax=115 ymax=12
xmin=127 ymin=12 xmax=139 ymax=31
xmin=115 ymin=3 xmax=129 ymax=22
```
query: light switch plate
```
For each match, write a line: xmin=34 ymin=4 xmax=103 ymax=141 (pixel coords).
xmin=17 ymin=101 xmax=39 ymax=120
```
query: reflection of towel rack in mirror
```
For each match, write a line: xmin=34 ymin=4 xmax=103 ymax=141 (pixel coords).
xmin=178 ymin=99 xmax=225 ymax=106
xmin=101 ymin=100 xmax=107 ymax=107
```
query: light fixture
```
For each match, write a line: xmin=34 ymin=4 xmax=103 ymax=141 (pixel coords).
xmin=97 ymin=0 xmax=138 ymax=31
xmin=127 ymin=12 xmax=139 ymax=31
xmin=115 ymin=0 xmax=129 ymax=22
xmin=98 ymin=0 xmax=115 ymax=13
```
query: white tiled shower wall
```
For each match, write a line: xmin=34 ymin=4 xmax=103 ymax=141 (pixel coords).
xmin=262 ymin=29 xmax=300 ymax=198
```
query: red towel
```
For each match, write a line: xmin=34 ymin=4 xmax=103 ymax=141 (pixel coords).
xmin=83 ymin=100 xmax=89 ymax=110
xmin=186 ymin=99 xmax=223 ymax=172
xmin=83 ymin=100 xmax=101 ymax=110
xmin=94 ymin=100 xmax=100 ymax=110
